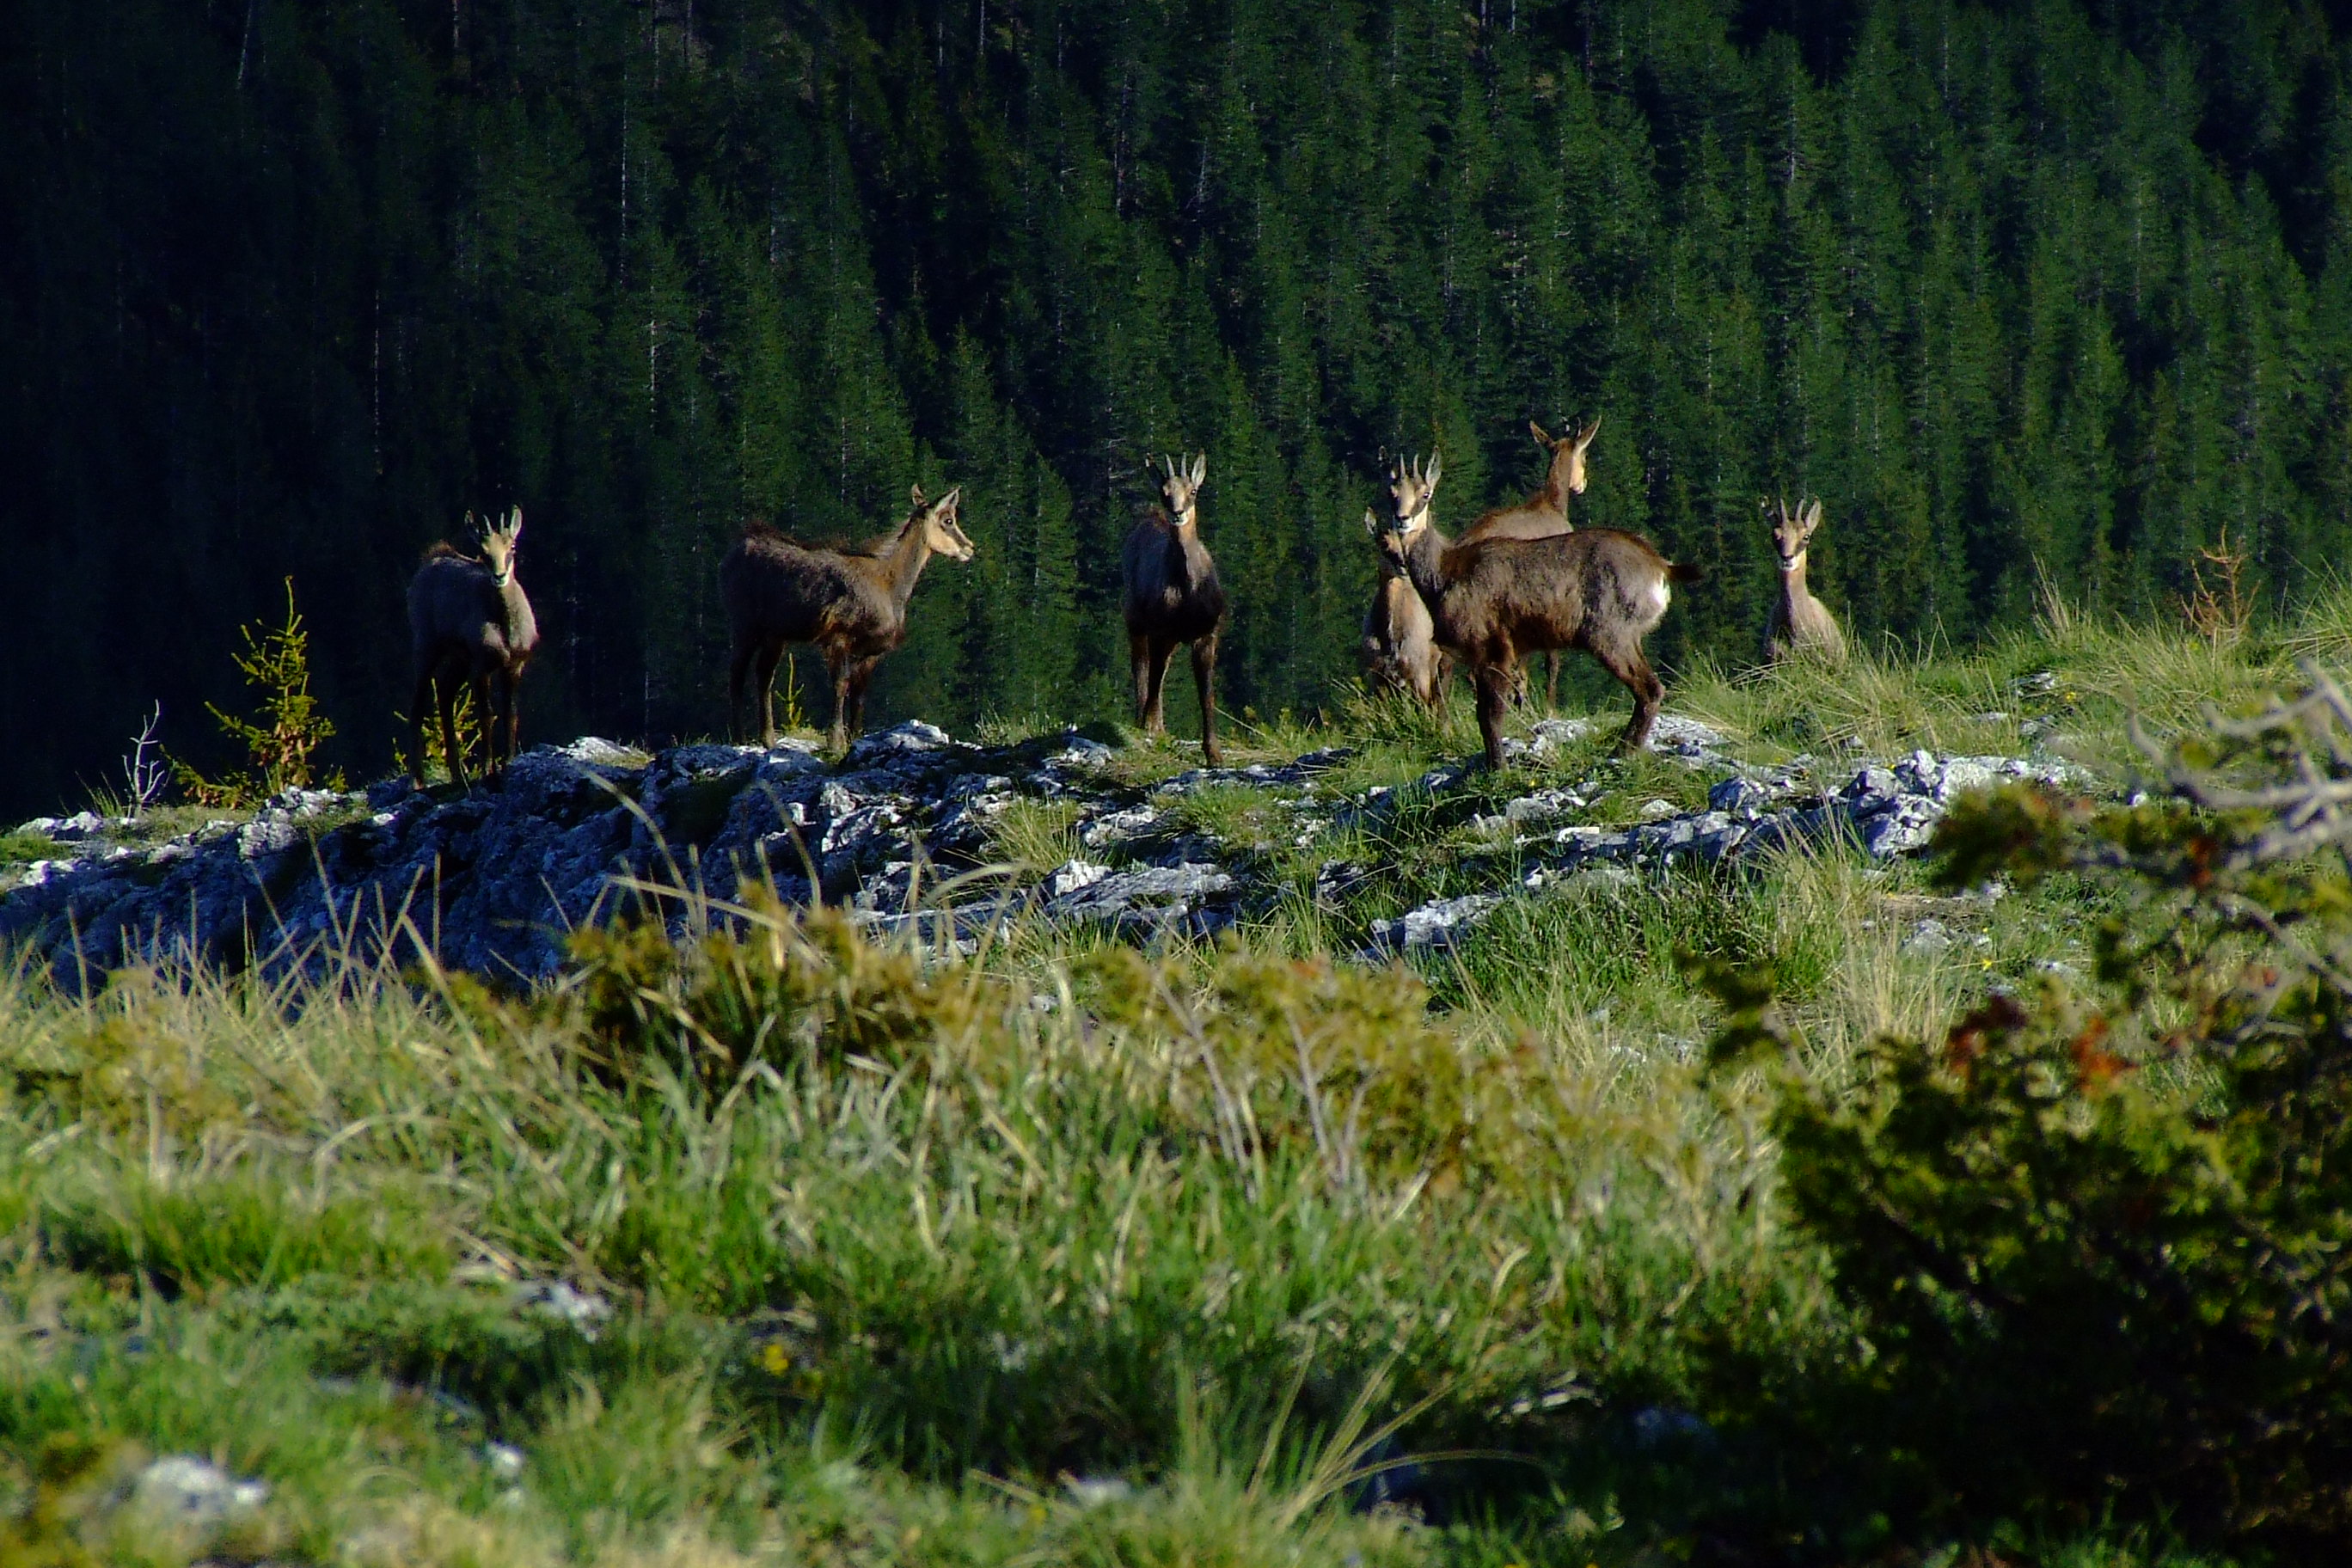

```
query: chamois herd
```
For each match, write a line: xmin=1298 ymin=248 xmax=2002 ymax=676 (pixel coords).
xmin=406 ymin=421 xmax=1849 ymax=783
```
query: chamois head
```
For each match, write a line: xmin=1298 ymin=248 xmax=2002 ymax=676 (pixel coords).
xmin=910 ymin=483 xmax=976 ymax=561
xmin=1529 ymin=415 xmax=1602 ymax=496
xmin=1386 ymin=450 xmax=1442 ymax=535
xmin=1158 ymin=452 xmax=1208 ymax=525
xmin=475 ymin=507 xmax=524 ymax=588
xmin=1766 ymin=496 xmax=1822 ymax=571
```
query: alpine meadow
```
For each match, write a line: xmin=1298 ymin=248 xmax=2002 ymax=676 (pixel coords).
xmin=9 ymin=3 xmax=2352 ymax=1566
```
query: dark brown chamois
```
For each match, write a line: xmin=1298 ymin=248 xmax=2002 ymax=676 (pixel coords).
xmin=722 ymin=485 xmax=976 ymax=752
xmin=1121 ymin=452 xmax=1228 ymax=764
xmin=1455 ymin=415 xmax=1602 ymax=709
xmin=1373 ymin=451 xmax=1701 ymax=769
xmin=1359 ymin=508 xmax=1450 ymax=707
xmin=407 ymin=507 xmax=540 ymax=787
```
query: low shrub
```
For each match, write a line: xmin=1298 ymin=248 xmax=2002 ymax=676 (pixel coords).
xmin=1712 ymin=669 xmax=2352 ymax=1548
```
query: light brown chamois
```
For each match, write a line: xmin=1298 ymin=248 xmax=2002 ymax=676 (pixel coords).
xmin=1373 ymin=450 xmax=1701 ymax=769
xmin=722 ymin=485 xmax=976 ymax=751
xmin=407 ymin=506 xmax=540 ymax=787
xmin=1359 ymin=507 xmax=1449 ymax=707
xmin=1122 ymin=452 xmax=1228 ymax=764
xmin=1456 ymin=415 xmax=1603 ymax=708
xmin=1457 ymin=415 xmax=1602 ymax=546
xmin=1761 ymin=496 xmax=1847 ymax=665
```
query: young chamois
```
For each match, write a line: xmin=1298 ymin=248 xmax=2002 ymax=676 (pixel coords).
xmin=1455 ymin=416 xmax=1602 ymax=707
xmin=1761 ymin=497 xmax=1847 ymax=665
xmin=408 ymin=507 xmax=540 ymax=787
xmin=1359 ymin=507 xmax=1449 ymax=707
xmin=722 ymin=485 xmax=976 ymax=752
xmin=1122 ymin=452 xmax=1228 ymax=764
xmin=1373 ymin=451 xmax=1701 ymax=769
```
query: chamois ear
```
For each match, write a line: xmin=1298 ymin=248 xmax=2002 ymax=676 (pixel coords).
xmin=1530 ymin=420 xmax=1554 ymax=449
xmin=1804 ymin=498 xmax=1823 ymax=531
xmin=910 ymin=482 xmax=926 ymax=509
xmin=505 ymin=506 xmax=524 ymax=541
xmin=1188 ymin=450 xmax=1207 ymax=487
xmin=1424 ymin=449 xmax=1442 ymax=492
xmin=939 ymin=486 xmax=961 ymax=511
xmin=1363 ymin=507 xmax=1381 ymax=537
xmin=1575 ymin=413 xmax=1602 ymax=451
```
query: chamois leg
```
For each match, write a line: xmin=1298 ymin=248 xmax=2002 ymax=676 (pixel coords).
xmin=844 ymin=658 xmax=881 ymax=741
xmin=1142 ymin=638 xmax=1177 ymax=737
xmin=751 ymin=643 xmax=785 ymax=748
xmin=727 ymin=638 xmax=755 ymax=744
xmin=434 ymin=673 xmax=470 ymax=789
xmin=824 ymin=648 xmax=854 ymax=754
xmin=1473 ymin=660 xmax=1515 ymax=772
xmin=1544 ymin=652 xmax=1563 ymax=711
xmin=408 ymin=670 xmax=436 ymax=786
xmin=1129 ymin=632 xmax=1154 ymax=730
xmin=495 ymin=667 xmax=522 ymax=776
xmin=470 ymin=674 xmax=496 ymax=782
xmin=1592 ymin=637 xmax=1665 ymax=752
xmin=1191 ymin=634 xmax=1222 ymax=767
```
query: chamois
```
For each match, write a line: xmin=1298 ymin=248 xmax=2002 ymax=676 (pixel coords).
xmin=1761 ymin=497 xmax=1847 ymax=665
xmin=407 ymin=507 xmax=540 ymax=787
xmin=1457 ymin=415 xmax=1602 ymax=546
xmin=1456 ymin=415 xmax=1602 ymax=707
xmin=1122 ymin=452 xmax=1228 ymax=765
xmin=1359 ymin=507 xmax=1449 ymax=707
xmin=1373 ymin=451 xmax=1700 ymax=769
xmin=722 ymin=485 xmax=976 ymax=752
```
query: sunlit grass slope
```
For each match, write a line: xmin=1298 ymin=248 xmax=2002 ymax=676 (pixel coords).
xmin=7 ymin=594 xmax=2332 ymax=1565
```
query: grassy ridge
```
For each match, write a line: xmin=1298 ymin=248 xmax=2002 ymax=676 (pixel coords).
xmin=4 ymin=597 xmax=2334 ymax=1565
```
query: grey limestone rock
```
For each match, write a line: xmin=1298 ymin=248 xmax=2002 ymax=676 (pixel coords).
xmin=1364 ymin=892 xmax=1502 ymax=956
xmin=0 ymin=713 xmax=2103 ymax=988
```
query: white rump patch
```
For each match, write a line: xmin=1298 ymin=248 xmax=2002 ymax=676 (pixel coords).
xmin=1646 ymin=579 xmax=1671 ymax=619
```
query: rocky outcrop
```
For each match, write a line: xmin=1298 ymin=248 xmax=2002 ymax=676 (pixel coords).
xmin=0 ymin=716 xmax=2092 ymax=984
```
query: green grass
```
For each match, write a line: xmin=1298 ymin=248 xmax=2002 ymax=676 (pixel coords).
xmin=6 ymin=604 xmax=2331 ymax=1564
xmin=0 ymin=830 xmax=62 ymax=869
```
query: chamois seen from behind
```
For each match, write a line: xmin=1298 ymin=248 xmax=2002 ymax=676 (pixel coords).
xmin=407 ymin=506 xmax=540 ymax=787
xmin=1373 ymin=451 xmax=1700 ymax=769
xmin=722 ymin=485 xmax=976 ymax=752
xmin=1761 ymin=497 xmax=1847 ymax=665
xmin=1122 ymin=452 xmax=1228 ymax=765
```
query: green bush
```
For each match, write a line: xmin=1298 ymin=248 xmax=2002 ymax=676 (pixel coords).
xmin=1714 ymin=670 xmax=2352 ymax=1547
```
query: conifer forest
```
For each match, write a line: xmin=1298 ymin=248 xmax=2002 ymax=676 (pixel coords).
xmin=5 ymin=0 xmax=2350 ymax=817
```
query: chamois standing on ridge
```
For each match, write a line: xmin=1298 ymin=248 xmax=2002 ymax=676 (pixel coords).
xmin=1761 ymin=497 xmax=1847 ymax=666
xmin=1122 ymin=452 xmax=1228 ymax=765
xmin=1372 ymin=451 xmax=1700 ymax=769
xmin=1455 ymin=415 xmax=1602 ymax=707
xmin=1359 ymin=507 xmax=1449 ymax=707
xmin=408 ymin=507 xmax=540 ymax=788
xmin=722 ymin=485 xmax=976 ymax=752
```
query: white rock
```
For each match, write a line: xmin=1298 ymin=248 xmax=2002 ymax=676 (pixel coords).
xmin=129 ymin=1455 xmax=268 ymax=1531
xmin=516 ymin=1279 xmax=612 ymax=1340
xmin=1044 ymin=860 xmax=1112 ymax=900
xmin=1368 ymin=893 xmax=1503 ymax=953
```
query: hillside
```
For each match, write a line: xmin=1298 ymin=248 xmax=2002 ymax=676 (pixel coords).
xmin=4 ymin=597 xmax=2349 ymax=1564
xmin=7 ymin=0 xmax=2352 ymax=817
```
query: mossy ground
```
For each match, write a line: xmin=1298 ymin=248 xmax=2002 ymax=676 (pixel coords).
xmin=3 ymin=600 xmax=2324 ymax=1565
